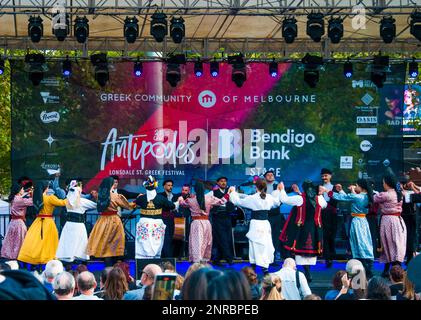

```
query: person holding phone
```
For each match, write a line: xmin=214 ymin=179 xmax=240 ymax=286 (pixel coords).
xmin=152 ymin=273 xmax=177 ymax=300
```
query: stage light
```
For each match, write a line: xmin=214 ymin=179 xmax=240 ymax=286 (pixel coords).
xmin=282 ymin=17 xmax=297 ymax=44
xmin=210 ymin=59 xmax=219 ymax=77
xmin=52 ymin=13 xmax=70 ymax=41
xmin=28 ymin=16 xmax=43 ymax=43
xmin=134 ymin=60 xmax=143 ymax=77
xmin=328 ymin=18 xmax=343 ymax=44
xmin=74 ymin=16 xmax=89 ymax=43
xmin=380 ymin=16 xmax=396 ymax=44
xmin=410 ymin=11 xmax=421 ymax=41
xmin=409 ymin=59 xmax=418 ymax=78
xmin=370 ymin=55 xmax=389 ymax=88
xmin=151 ymin=12 xmax=168 ymax=43
xmin=25 ymin=53 xmax=47 ymax=86
xmin=194 ymin=60 xmax=203 ymax=77
xmin=229 ymin=54 xmax=246 ymax=88
xmin=124 ymin=16 xmax=139 ymax=44
xmin=269 ymin=60 xmax=278 ymax=78
xmin=302 ymin=53 xmax=324 ymax=88
xmin=307 ymin=12 xmax=325 ymax=42
xmin=344 ymin=59 xmax=353 ymax=78
xmin=0 ymin=58 xmax=4 ymax=75
xmin=166 ymin=63 xmax=181 ymax=87
xmin=170 ymin=17 xmax=185 ymax=44
xmin=62 ymin=57 xmax=72 ymax=77
xmin=90 ymin=53 xmax=109 ymax=87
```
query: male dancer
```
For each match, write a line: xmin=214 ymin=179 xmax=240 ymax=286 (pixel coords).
xmin=320 ymin=168 xmax=338 ymax=268
xmin=207 ymin=177 xmax=235 ymax=265
xmin=159 ymin=179 xmax=177 ymax=258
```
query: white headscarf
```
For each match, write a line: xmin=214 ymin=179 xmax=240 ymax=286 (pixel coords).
xmin=66 ymin=180 xmax=81 ymax=210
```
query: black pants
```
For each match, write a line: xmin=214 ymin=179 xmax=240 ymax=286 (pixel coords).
xmin=366 ymin=215 xmax=380 ymax=258
xmin=322 ymin=210 xmax=337 ymax=261
xmin=212 ymin=214 xmax=234 ymax=261
xmin=161 ymin=217 xmax=175 ymax=258
xmin=402 ymin=214 xmax=416 ymax=264
xmin=268 ymin=214 xmax=286 ymax=259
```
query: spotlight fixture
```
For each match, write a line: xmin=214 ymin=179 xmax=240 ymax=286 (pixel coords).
xmin=328 ymin=18 xmax=343 ymax=44
xmin=62 ymin=57 xmax=72 ymax=77
xmin=302 ymin=53 xmax=324 ymax=88
xmin=0 ymin=58 xmax=4 ymax=75
xmin=74 ymin=16 xmax=89 ymax=44
xmin=124 ymin=16 xmax=139 ymax=44
xmin=370 ymin=55 xmax=389 ymax=88
xmin=380 ymin=16 xmax=396 ymax=44
xmin=282 ymin=17 xmax=298 ymax=44
xmin=269 ymin=60 xmax=278 ymax=78
xmin=150 ymin=12 xmax=168 ymax=43
xmin=410 ymin=11 xmax=421 ymax=41
xmin=194 ymin=59 xmax=203 ymax=77
xmin=343 ymin=59 xmax=353 ymax=78
xmin=134 ymin=60 xmax=143 ymax=77
xmin=409 ymin=59 xmax=418 ymax=78
xmin=28 ymin=16 xmax=43 ymax=43
xmin=170 ymin=17 xmax=185 ymax=44
xmin=307 ymin=12 xmax=325 ymax=42
xmin=228 ymin=54 xmax=246 ymax=88
xmin=52 ymin=13 xmax=70 ymax=41
xmin=165 ymin=54 xmax=186 ymax=87
xmin=210 ymin=59 xmax=219 ymax=77
xmin=25 ymin=53 xmax=47 ymax=86
xmin=90 ymin=53 xmax=109 ymax=87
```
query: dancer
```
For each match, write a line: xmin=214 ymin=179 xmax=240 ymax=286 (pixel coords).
xmin=207 ymin=177 xmax=235 ymax=265
xmin=278 ymin=180 xmax=328 ymax=282
xmin=18 ymin=181 xmax=68 ymax=267
xmin=374 ymin=174 xmax=407 ymax=277
xmin=229 ymin=179 xmax=281 ymax=274
xmin=178 ymin=181 xmax=225 ymax=263
xmin=87 ymin=177 xmax=136 ymax=266
xmin=322 ymin=179 xmax=374 ymax=278
xmin=320 ymin=168 xmax=338 ymax=268
xmin=135 ymin=176 xmax=179 ymax=259
xmin=1 ymin=183 xmax=33 ymax=261
xmin=158 ymin=179 xmax=177 ymax=258
xmin=56 ymin=180 xmax=97 ymax=263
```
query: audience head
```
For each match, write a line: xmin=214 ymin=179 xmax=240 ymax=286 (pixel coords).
xmin=53 ymin=271 xmax=75 ymax=300
xmin=43 ymin=260 xmax=64 ymax=283
xmin=184 ymin=262 xmax=210 ymax=280
xmin=141 ymin=264 xmax=162 ymax=287
xmin=207 ymin=270 xmax=252 ymax=300
xmin=182 ymin=268 xmax=223 ymax=300
xmin=100 ymin=267 xmax=113 ymax=289
xmin=261 ymin=274 xmax=284 ymax=300
xmin=77 ymin=271 xmax=97 ymax=295
xmin=282 ymin=258 xmax=297 ymax=270
xmin=401 ymin=272 xmax=418 ymax=300
xmin=304 ymin=294 xmax=322 ymax=300
xmin=114 ymin=261 xmax=133 ymax=285
xmin=104 ymin=267 xmax=128 ymax=300
xmin=241 ymin=266 xmax=259 ymax=286
xmin=367 ymin=276 xmax=391 ymax=300
xmin=161 ymin=261 xmax=176 ymax=273
xmin=175 ymin=274 xmax=184 ymax=291
xmin=332 ymin=270 xmax=347 ymax=291
xmin=389 ymin=265 xmax=405 ymax=284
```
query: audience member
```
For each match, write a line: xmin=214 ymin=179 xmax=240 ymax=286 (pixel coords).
xmin=304 ymin=294 xmax=322 ymax=300
xmin=53 ymin=271 xmax=75 ymax=300
xmin=124 ymin=264 xmax=162 ymax=300
xmin=103 ymin=267 xmax=128 ymax=300
xmin=396 ymin=272 xmax=420 ymax=300
xmin=366 ymin=276 xmax=391 ymax=300
xmin=182 ymin=268 xmax=222 ymax=300
xmin=184 ymin=262 xmax=210 ymax=280
xmin=241 ymin=266 xmax=262 ymax=300
xmin=42 ymin=260 xmax=64 ymax=293
xmin=325 ymin=270 xmax=347 ymax=300
xmin=207 ymin=270 xmax=251 ymax=300
xmin=260 ymin=274 xmax=284 ymax=300
xmin=335 ymin=259 xmax=367 ymax=300
xmin=273 ymin=258 xmax=311 ymax=300
xmin=389 ymin=265 xmax=405 ymax=299
xmin=114 ymin=261 xmax=136 ymax=290
xmin=95 ymin=266 xmax=113 ymax=299
xmin=72 ymin=271 xmax=102 ymax=300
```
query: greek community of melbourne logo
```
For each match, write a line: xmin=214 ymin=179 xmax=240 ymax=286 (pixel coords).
xmin=198 ymin=90 xmax=217 ymax=108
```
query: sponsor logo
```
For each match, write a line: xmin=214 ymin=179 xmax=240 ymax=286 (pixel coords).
xmin=360 ymin=140 xmax=373 ymax=152
xmin=40 ymin=111 xmax=60 ymax=123
xmin=356 ymin=116 xmax=377 ymax=124
xmin=40 ymin=92 xmax=60 ymax=104
xmin=352 ymin=80 xmax=376 ymax=89
xmin=41 ymin=162 xmax=60 ymax=170
xmin=340 ymin=156 xmax=353 ymax=169
xmin=383 ymin=159 xmax=390 ymax=167
xmin=368 ymin=160 xmax=381 ymax=166
xmin=44 ymin=132 xmax=58 ymax=148
xmin=361 ymin=93 xmax=374 ymax=106
xmin=198 ymin=90 xmax=217 ymax=108
xmin=356 ymin=128 xmax=377 ymax=136
xmin=40 ymin=78 xmax=60 ymax=87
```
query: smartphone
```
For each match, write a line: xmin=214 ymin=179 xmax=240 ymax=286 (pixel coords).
xmin=152 ymin=273 xmax=177 ymax=300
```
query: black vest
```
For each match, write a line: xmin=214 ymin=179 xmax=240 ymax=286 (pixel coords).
xmin=211 ymin=188 xmax=235 ymax=215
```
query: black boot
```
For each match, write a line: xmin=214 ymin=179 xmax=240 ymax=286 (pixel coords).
xmin=303 ymin=265 xmax=312 ymax=283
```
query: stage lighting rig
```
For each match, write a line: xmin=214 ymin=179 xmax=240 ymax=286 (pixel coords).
xmin=269 ymin=60 xmax=278 ymax=78
xmin=52 ymin=13 xmax=70 ymax=41
xmin=134 ymin=60 xmax=143 ymax=77
xmin=62 ymin=57 xmax=72 ymax=77
xmin=409 ymin=59 xmax=419 ymax=79
xmin=0 ymin=58 xmax=4 ymax=75
xmin=170 ymin=17 xmax=185 ymax=44
xmin=328 ymin=18 xmax=343 ymax=44
xmin=301 ymin=53 xmax=324 ymax=88
xmin=380 ymin=16 xmax=396 ymax=44
xmin=210 ymin=59 xmax=219 ymax=77
xmin=151 ymin=12 xmax=168 ymax=43
xmin=91 ymin=53 xmax=109 ymax=87
xmin=410 ymin=11 xmax=421 ymax=41
xmin=28 ymin=16 xmax=43 ymax=43
xmin=307 ymin=12 xmax=325 ymax=42
xmin=25 ymin=53 xmax=47 ymax=86
xmin=282 ymin=17 xmax=297 ymax=44
xmin=194 ymin=59 xmax=203 ymax=77
xmin=370 ymin=55 xmax=390 ymax=88
xmin=229 ymin=54 xmax=246 ymax=88
xmin=74 ymin=16 xmax=89 ymax=43
xmin=165 ymin=54 xmax=186 ymax=87
xmin=343 ymin=59 xmax=353 ymax=78
xmin=124 ymin=16 xmax=139 ymax=44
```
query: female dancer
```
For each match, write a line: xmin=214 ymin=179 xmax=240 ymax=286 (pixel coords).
xmin=373 ymin=174 xmax=407 ymax=277
xmin=1 ymin=183 xmax=33 ymax=262
xmin=18 ymin=181 xmax=67 ymax=268
xmin=87 ymin=177 xmax=136 ymax=266
xmin=322 ymin=179 xmax=374 ymax=278
xmin=56 ymin=180 xmax=97 ymax=263
xmin=228 ymin=178 xmax=281 ymax=274
xmin=178 ymin=181 xmax=226 ymax=263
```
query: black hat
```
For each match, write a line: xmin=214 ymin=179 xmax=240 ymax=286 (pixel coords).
xmin=263 ymin=170 xmax=275 ymax=177
xmin=216 ymin=176 xmax=228 ymax=182
xmin=320 ymin=168 xmax=332 ymax=175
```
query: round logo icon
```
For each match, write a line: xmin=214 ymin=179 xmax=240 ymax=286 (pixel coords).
xmin=360 ymin=140 xmax=372 ymax=152
xmin=198 ymin=90 xmax=217 ymax=108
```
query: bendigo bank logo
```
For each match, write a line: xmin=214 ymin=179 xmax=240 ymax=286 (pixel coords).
xmin=198 ymin=90 xmax=217 ymax=108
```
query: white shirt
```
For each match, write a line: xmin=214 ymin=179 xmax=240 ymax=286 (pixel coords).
xmin=279 ymin=189 xmax=327 ymax=209
xmin=230 ymin=190 xmax=281 ymax=211
xmin=66 ymin=197 xmax=97 ymax=214
xmin=322 ymin=182 xmax=333 ymax=202
xmin=273 ymin=267 xmax=312 ymax=300
xmin=266 ymin=181 xmax=279 ymax=194
xmin=206 ymin=189 xmax=228 ymax=207
xmin=72 ymin=294 xmax=103 ymax=300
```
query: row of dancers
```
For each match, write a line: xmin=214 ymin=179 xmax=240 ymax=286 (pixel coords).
xmin=0 ymin=169 xmax=419 ymax=282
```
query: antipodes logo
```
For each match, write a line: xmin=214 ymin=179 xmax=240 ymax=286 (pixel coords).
xmin=198 ymin=90 xmax=217 ymax=108
xmin=40 ymin=111 xmax=60 ymax=123
xmin=40 ymin=92 xmax=60 ymax=104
